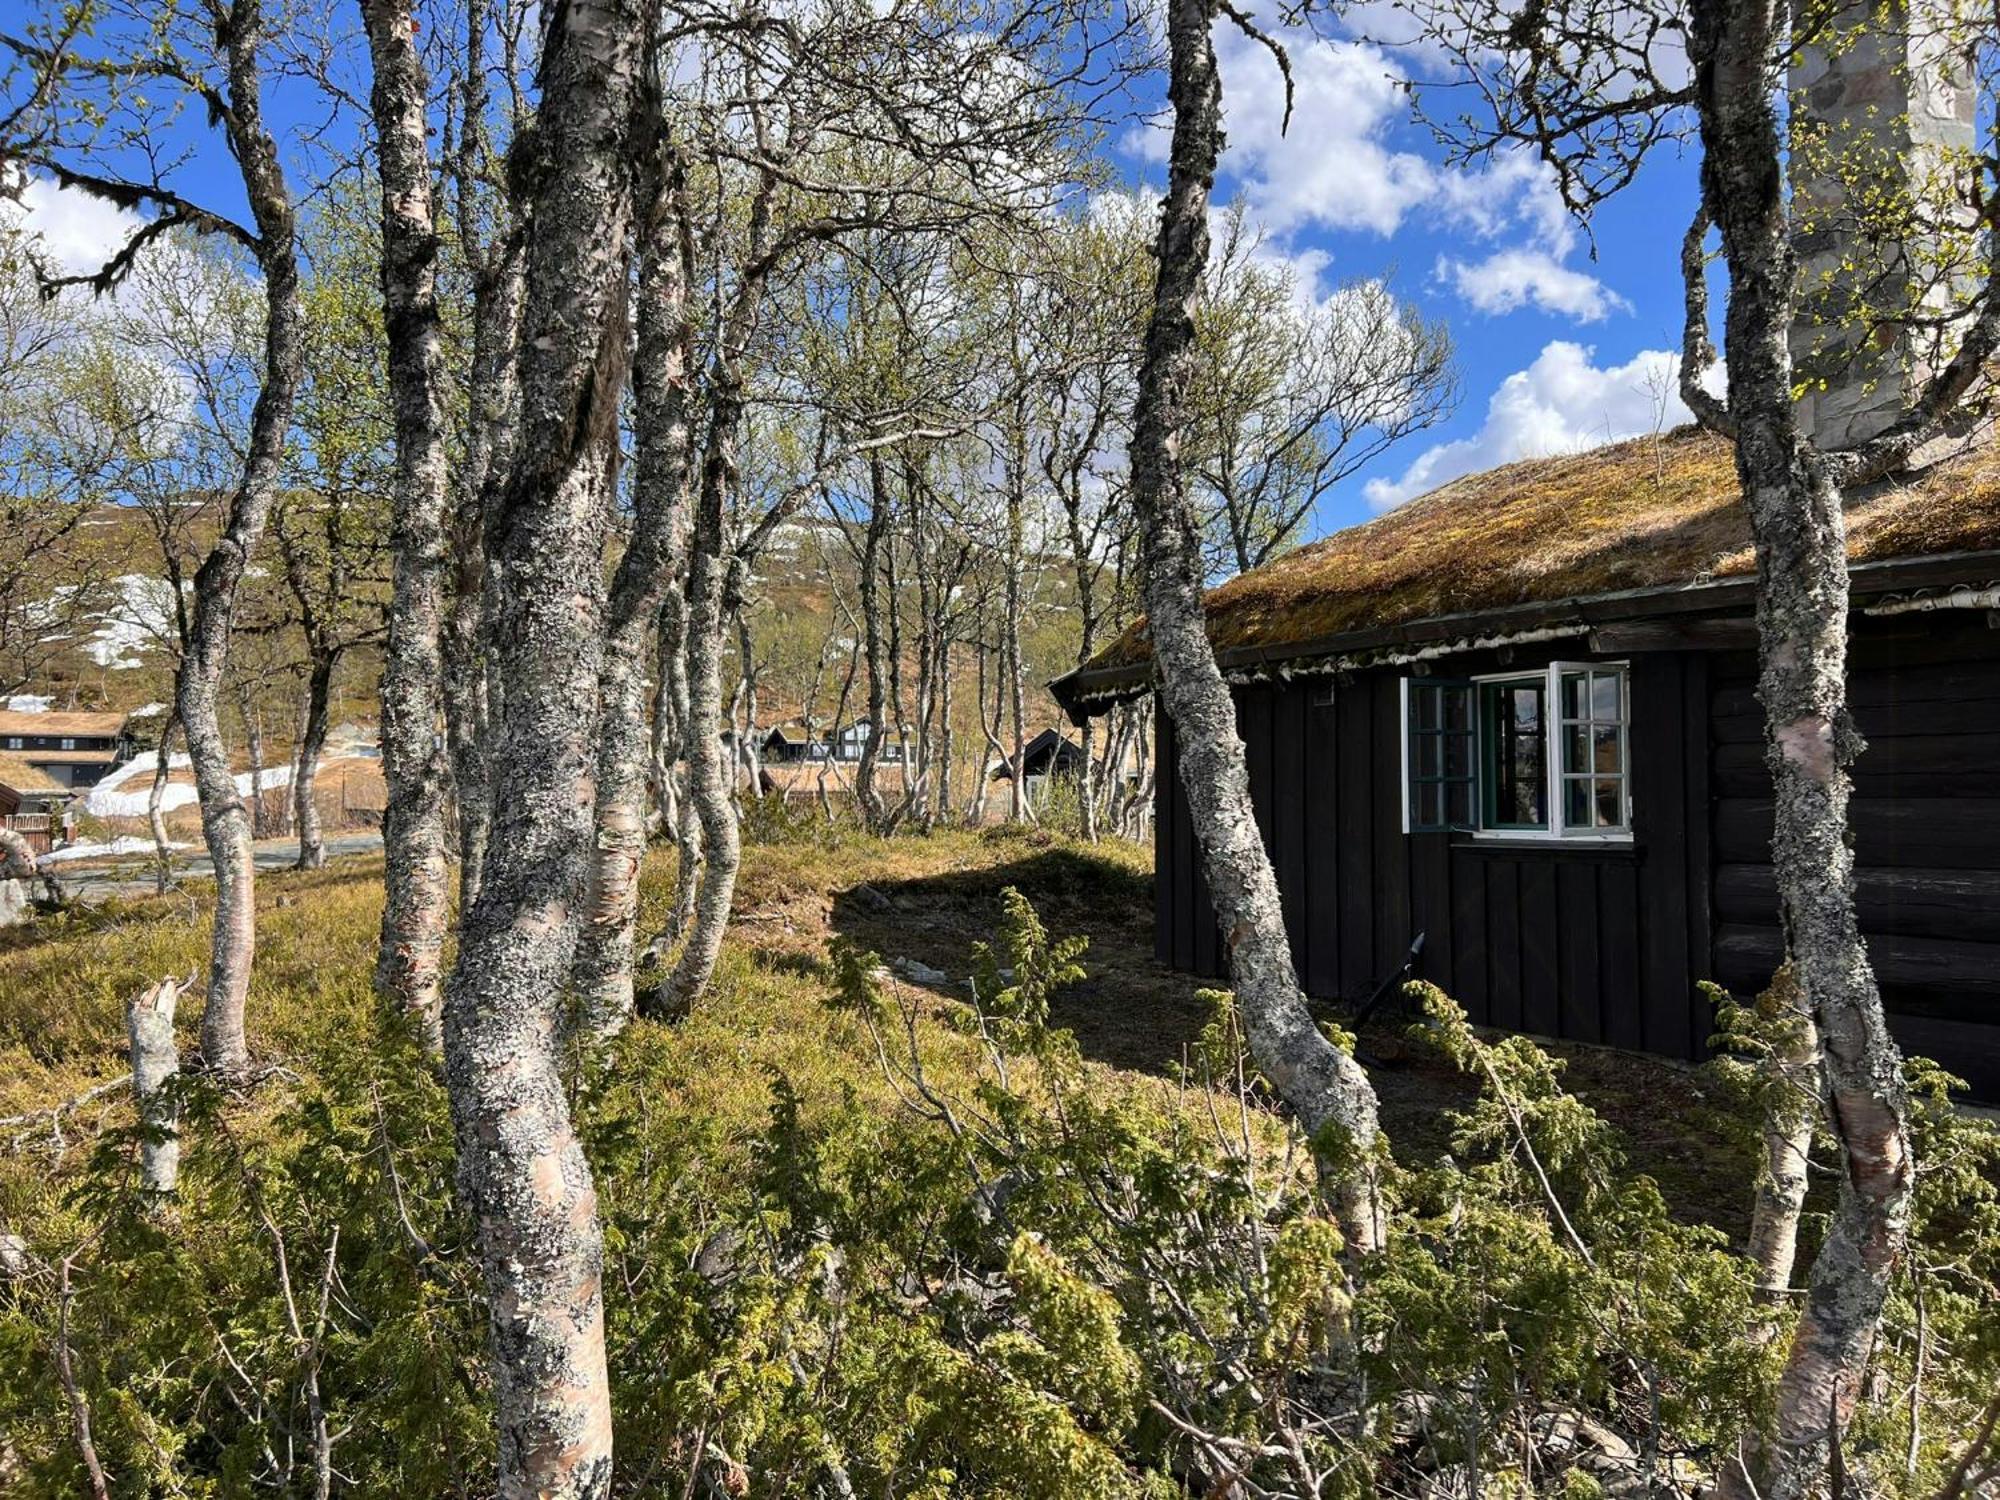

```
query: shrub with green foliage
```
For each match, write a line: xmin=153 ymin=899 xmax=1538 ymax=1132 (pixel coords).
xmin=1 ymin=876 xmax=1995 ymax=1496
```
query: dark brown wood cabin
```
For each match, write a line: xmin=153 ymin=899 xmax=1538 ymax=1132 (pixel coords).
xmin=1052 ymin=428 xmax=2000 ymax=1101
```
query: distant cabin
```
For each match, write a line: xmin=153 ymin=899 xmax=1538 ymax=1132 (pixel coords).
xmin=0 ymin=751 xmax=73 ymax=854
xmin=745 ymin=721 xmax=907 ymax=766
xmin=1052 ymin=428 xmax=2000 ymax=1102
xmin=990 ymin=728 xmax=1086 ymax=810
xmin=0 ymin=711 xmax=132 ymax=790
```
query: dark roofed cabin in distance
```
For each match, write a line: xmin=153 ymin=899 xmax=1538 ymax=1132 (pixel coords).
xmin=0 ymin=711 xmax=133 ymax=790
xmin=1052 ymin=429 xmax=2000 ymax=1104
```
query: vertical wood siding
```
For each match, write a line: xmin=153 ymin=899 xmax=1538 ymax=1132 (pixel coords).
xmin=1152 ymin=651 xmax=1716 ymax=1062
xmin=1149 ymin=618 xmax=2000 ymax=1097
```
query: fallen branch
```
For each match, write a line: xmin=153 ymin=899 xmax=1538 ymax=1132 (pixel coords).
xmin=1 ymin=1075 xmax=132 ymax=1154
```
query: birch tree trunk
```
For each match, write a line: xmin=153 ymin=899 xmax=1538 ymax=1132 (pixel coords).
xmin=181 ymin=11 xmax=304 ymax=1080
xmin=363 ymin=0 xmax=453 ymax=1041
xmin=439 ymin=0 xmax=642 ymax=1485
xmin=293 ymin=653 xmax=332 ymax=872
xmin=654 ymin=465 xmax=741 ymax=1017
xmin=574 ymin=137 xmax=694 ymax=1044
xmin=442 ymin=0 xmax=522 ymax=916
xmin=149 ymin=713 xmax=177 ymax=894
xmin=1746 ymin=965 xmax=1819 ymax=1301
xmin=856 ymin=460 xmax=891 ymax=832
xmin=653 ymin=588 xmax=702 ymax=948
xmin=1130 ymin=0 xmax=1385 ymax=1253
xmin=1694 ymin=2 xmax=1914 ymax=1491
xmin=126 ymin=975 xmax=185 ymax=1198
xmin=238 ymin=684 xmax=268 ymax=838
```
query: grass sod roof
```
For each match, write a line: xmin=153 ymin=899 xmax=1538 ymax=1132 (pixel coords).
xmin=0 ymin=710 xmax=129 ymax=737
xmin=0 ymin=752 xmax=68 ymax=796
xmin=1081 ymin=425 xmax=2000 ymax=681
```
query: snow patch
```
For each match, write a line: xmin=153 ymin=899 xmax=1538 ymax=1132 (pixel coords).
xmin=84 ymin=753 xmax=292 ymax=817
xmin=43 ymin=836 xmax=190 ymax=863
xmin=5 ymin=695 xmax=51 ymax=714
xmin=87 ymin=575 xmax=179 ymax=669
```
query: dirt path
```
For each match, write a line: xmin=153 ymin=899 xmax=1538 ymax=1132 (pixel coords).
xmin=50 ymin=833 xmax=384 ymax=903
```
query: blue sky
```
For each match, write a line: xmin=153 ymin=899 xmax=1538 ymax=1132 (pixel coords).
xmin=14 ymin=6 xmax=1709 ymax=551
xmin=1111 ymin=12 xmax=1707 ymax=541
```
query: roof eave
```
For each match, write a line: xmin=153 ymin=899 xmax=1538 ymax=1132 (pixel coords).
xmin=1051 ymin=546 xmax=2000 ymax=721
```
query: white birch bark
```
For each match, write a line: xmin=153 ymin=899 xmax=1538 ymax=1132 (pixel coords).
xmin=573 ymin=135 xmax=695 ymax=1043
xmin=149 ymin=714 xmax=177 ymax=894
xmin=292 ymin=655 xmax=331 ymax=872
xmin=1746 ymin=965 xmax=1819 ymax=1301
xmin=126 ymin=975 xmax=186 ymax=1197
xmin=1129 ymin=0 xmax=1386 ymax=1252
xmin=179 ymin=9 xmax=304 ymax=1080
xmin=438 ymin=0 xmax=643 ymax=1486
xmin=363 ymin=0 xmax=453 ymax=1040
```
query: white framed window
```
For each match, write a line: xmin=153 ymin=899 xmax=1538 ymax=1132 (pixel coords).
xmin=1401 ymin=661 xmax=1631 ymax=841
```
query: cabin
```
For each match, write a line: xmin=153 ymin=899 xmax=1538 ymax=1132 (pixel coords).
xmin=0 ymin=710 xmax=133 ymax=790
xmin=1052 ymin=428 xmax=2000 ymax=1103
xmin=990 ymin=728 xmax=1086 ymax=810
xmin=1052 ymin=19 xmax=2000 ymax=1098
xmin=761 ymin=725 xmax=816 ymax=765
xmin=0 ymin=752 xmax=73 ymax=855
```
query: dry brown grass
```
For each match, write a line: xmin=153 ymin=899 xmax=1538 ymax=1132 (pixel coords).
xmin=0 ymin=825 xmax=1755 ymax=1234
xmin=1090 ymin=427 xmax=2000 ymax=670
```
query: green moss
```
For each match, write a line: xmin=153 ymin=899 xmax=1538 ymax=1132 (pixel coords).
xmin=1091 ymin=426 xmax=2000 ymax=672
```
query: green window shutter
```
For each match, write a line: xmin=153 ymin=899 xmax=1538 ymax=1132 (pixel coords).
xmin=1406 ymin=679 xmax=1476 ymax=832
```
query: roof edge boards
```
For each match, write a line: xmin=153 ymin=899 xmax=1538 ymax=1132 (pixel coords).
xmin=1052 ymin=546 xmax=2000 ymax=721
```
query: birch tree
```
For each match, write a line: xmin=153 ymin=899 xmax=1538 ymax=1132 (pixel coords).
xmin=1188 ymin=206 xmax=1455 ymax=575
xmin=361 ymin=0 xmax=453 ymax=1039
xmin=4 ymin=0 xmax=305 ymax=1080
xmin=437 ymin=0 xmax=644 ymax=1485
xmin=571 ymin=99 xmax=697 ymax=1043
xmin=644 ymin=0 xmax=1114 ymax=1011
xmin=1129 ymin=0 xmax=1388 ymax=1251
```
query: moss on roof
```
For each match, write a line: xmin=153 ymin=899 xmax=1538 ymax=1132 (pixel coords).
xmin=1088 ymin=427 xmax=2000 ymax=673
xmin=0 ymin=753 xmax=68 ymax=797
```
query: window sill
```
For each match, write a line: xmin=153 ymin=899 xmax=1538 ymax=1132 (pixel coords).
xmin=1452 ymin=836 xmax=1641 ymax=860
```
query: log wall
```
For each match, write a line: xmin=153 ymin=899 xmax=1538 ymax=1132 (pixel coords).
xmin=1152 ymin=615 xmax=2000 ymax=1099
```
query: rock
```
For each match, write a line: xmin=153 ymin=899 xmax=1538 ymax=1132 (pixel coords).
xmin=694 ymin=1226 xmax=747 ymax=1287
xmin=0 ymin=1233 xmax=26 ymax=1277
xmin=1576 ymin=1415 xmax=1636 ymax=1463
xmin=852 ymin=882 xmax=894 ymax=913
xmin=0 ymin=879 xmax=27 ymax=928
xmin=892 ymin=956 xmax=952 ymax=988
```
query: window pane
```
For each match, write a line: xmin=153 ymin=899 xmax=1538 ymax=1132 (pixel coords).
xmin=1593 ymin=725 xmax=1622 ymax=773
xmin=1417 ymin=734 xmax=1441 ymax=778
xmin=1443 ymin=689 xmax=1471 ymax=731
xmin=1595 ymin=779 xmax=1624 ymax=828
xmin=1564 ymin=725 xmax=1588 ymax=774
xmin=1561 ymin=671 xmax=1586 ymax=720
xmin=1565 ymin=777 xmax=1589 ymax=828
xmin=1447 ymin=781 xmax=1472 ymax=827
xmin=1444 ymin=732 xmax=1473 ymax=778
xmin=1592 ymin=671 xmax=1622 ymax=720
xmin=1414 ymin=685 xmax=1439 ymax=731
xmin=1418 ymin=784 xmax=1442 ymax=828
xmin=1485 ymin=680 xmax=1548 ymax=828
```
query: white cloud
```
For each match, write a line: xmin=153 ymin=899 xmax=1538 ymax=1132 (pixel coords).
xmin=1125 ymin=19 xmax=1628 ymax=328
xmin=1363 ymin=341 xmax=1707 ymax=509
xmin=1209 ymin=29 xmax=1433 ymax=237
xmin=14 ymin=177 xmax=143 ymax=277
xmin=1435 ymin=244 xmax=1631 ymax=322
